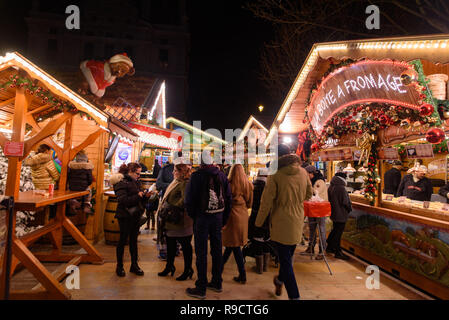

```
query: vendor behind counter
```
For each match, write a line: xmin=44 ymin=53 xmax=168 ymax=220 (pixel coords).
xmin=396 ymin=165 xmax=433 ymax=202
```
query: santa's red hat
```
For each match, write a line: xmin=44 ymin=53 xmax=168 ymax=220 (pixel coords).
xmin=109 ymin=53 xmax=133 ymax=67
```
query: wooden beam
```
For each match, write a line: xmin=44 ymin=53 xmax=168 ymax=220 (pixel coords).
xmin=22 ymin=112 xmax=72 ymax=160
xmin=31 ymin=256 xmax=82 ymax=291
xmin=26 ymin=104 xmax=51 ymax=116
xmin=69 ymin=128 xmax=103 ymax=161
xmin=0 ymin=97 xmax=15 ymax=108
xmin=58 ymin=116 xmax=73 ymax=191
xmin=5 ymin=87 xmax=30 ymax=198
xmin=62 ymin=217 xmax=104 ymax=264
xmin=93 ymin=132 xmax=106 ymax=242
xmin=25 ymin=113 xmax=63 ymax=158
xmin=11 ymin=239 xmax=70 ymax=299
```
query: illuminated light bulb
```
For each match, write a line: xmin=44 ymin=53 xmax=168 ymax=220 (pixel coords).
xmin=419 ymin=43 xmax=424 ymax=48
xmin=442 ymin=42 xmax=447 ymax=48
xmin=258 ymin=105 xmax=264 ymax=112
xmin=434 ymin=42 xmax=439 ymax=48
xmin=392 ymin=43 xmax=396 ymax=48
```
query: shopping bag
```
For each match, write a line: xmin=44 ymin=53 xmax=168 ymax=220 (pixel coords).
xmin=304 ymin=201 xmax=331 ymax=218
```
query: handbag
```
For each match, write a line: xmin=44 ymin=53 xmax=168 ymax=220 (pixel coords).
xmin=127 ymin=202 xmax=145 ymax=218
xmin=159 ymin=202 xmax=184 ymax=225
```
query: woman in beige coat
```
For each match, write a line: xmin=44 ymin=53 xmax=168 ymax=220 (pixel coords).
xmin=25 ymin=144 xmax=60 ymax=190
xmin=222 ymin=164 xmax=253 ymax=284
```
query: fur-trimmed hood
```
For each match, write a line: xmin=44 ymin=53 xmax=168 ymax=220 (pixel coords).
xmin=68 ymin=161 xmax=94 ymax=170
xmin=278 ymin=154 xmax=301 ymax=169
xmin=109 ymin=173 xmax=124 ymax=186
xmin=25 ymin=153 xmax=52 ymax=167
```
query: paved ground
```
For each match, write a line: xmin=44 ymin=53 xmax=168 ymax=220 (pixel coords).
xmin=11 ymin=228 xmax=428 ymax=300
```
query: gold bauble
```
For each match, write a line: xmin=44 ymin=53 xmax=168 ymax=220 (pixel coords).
xmin=375 ymin=177 xmax=381 ymax=184
xmin=443 ymin=111 xmax=449 ymax=119
xmin=326 ymin=127 xmax=334 ymax=134
xmin=400 ymin=68 xmax=418 ymax=85
xmin=367 ymin=194 xmax=374 ymax=202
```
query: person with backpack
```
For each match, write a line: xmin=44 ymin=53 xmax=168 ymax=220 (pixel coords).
xmin=222 ymin=164 xmax=253 ymax=284
xmin=184 ymin=152 xmax=232 ymax=299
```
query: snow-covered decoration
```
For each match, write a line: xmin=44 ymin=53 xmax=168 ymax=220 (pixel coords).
xmin=0 ymin=147 xmax=42 ymax=236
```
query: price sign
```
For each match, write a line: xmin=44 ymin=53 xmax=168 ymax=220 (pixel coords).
xmin=4 ymin=141 xmax=24 ymax=157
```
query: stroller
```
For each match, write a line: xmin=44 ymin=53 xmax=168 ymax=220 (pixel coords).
xmin=242 ymin=238 xmax=279 ymax=268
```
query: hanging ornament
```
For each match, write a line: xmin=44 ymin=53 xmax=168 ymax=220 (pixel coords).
xmin=400 ymin=119 xmax=410 ymax=129
xmin=400 ymin=68 xmax=418 ymax=85
xmin=443 ymin=111 xmax=449 ymax=119
xmin=426 ymin=128 xmax=445 ymax=144
xmin=379 ymin=115 xmax=389 ymax=125
xmin=419 ymin=103 xmax=434 ymax=117
xmin=311 ymin=143 xmax=319 ymax=153
xmin=326 ymin=127 xmax=334 ymax=134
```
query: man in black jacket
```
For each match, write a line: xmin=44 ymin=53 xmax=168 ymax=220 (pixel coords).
xmin=326 ymin=172 xmax=352 ymax=260
xmin=156 ymin=161 xmax=174 ymax=196
xmin=184 ymin=152 xmax=232 ymax=299
xmin=396 ymin=165 xmax=433 ymax=201
xmin=439 ymin=183 xmax=449 ymax=203
xmin=383 ymin=160 xmax=402 ymax=196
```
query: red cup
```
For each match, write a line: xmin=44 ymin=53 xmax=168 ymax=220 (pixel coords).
xmin=48 ymin=183 xmax=54 ymax=196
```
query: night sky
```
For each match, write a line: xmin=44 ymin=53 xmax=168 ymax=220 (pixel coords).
xmin=0 ymin=1 xmax=278 ymax=136
xmin=186 ymin=1 xmax=277 ymax=134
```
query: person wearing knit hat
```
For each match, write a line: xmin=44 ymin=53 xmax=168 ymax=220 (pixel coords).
xmin=68 ymin=150 xmax=94 ymax=214
xmin=79 ymin=53 xmax=135 ymax=98
xmin=396 ymin=164 xmax=432 ymax=201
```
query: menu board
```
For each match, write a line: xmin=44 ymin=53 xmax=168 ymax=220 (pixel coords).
xmin=406 ymin=144 xmax=434 ymax=159
xmin=378 ymin=147 xmax=399 ymax=160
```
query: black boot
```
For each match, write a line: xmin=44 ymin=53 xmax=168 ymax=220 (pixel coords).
xmin=254 ymin=255 xmax=263 ymax=274
xmin=116 ymin=264 xmax=125 ymax=277
xmin=130 ymin=263 xmax=144 ymax=276
xmin=263 ymin=252 xmax=270 ymax=272
xmin=233 ymin=274 xmax=247 ymax=284
xmin=158 ymin=265 xmax=175 ymax=277
xmin=176 ymin=268 xmax=193 ymax=281
xmin=334 ymin=250 xmax=350 ymax=260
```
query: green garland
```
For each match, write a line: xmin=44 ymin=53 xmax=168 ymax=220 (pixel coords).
xmin=0 ymin=74 xmax=98 ymax=124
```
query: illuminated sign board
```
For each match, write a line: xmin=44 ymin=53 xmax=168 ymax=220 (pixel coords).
xmin=307 ymin=60 xmax=421 ymax=135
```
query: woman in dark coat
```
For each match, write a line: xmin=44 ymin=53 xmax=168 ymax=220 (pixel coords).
xmin=110 ymin=162 xmax=146 ymax=277
xmin=248 ymin=168 xmax=270 ymax=273
xmin=326 ymin=172 xmax=352 ymax=260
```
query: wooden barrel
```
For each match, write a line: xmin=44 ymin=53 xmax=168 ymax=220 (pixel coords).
xmin=104 ymin=192 xmax=120 ymax=245
xmin=140 ymin=177 xmax=156 ymax=190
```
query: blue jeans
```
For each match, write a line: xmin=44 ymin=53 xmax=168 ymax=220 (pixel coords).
xmin=308 ymin=217 xmax=327 ymax=251
xmin=223 ymin=247 xmax=246 ymax=277
xmin=193 ymin=212 xmax=223 ymax=292
xmin=273 ymin=241 xmax=300 ymax=299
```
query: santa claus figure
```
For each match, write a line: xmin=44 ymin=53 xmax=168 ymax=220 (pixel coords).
xmin=79 ymin=53 xmax=135 ymax=98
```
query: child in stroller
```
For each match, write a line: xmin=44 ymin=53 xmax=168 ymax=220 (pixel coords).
xmin=243 ymin=168 xmax=278 ymax=272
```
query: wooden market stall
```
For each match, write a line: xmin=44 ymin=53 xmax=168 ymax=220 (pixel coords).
xmin=0 ymin=52 xmax=109 ymax=299
xmin=166 ymin=117 xmax=227 ymax=167
xmin=266 ymin=35 xmax=449 ymax=299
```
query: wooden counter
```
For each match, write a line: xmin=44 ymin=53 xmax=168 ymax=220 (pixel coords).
xmin=341 ymin=200 xmax=449 ymax=299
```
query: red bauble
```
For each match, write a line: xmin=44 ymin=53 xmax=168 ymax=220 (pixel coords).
xmin=426 ymin=128 xmax=445 ymax=144
xmin=419 ymin=103 xmax=434 ymax=117
xmin=379 ymin=115 xmax=389 ymax=125
xmin=311 ymin=143 xmax=319 ymax=153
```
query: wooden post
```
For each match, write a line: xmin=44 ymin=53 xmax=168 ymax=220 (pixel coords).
xmin=93 ymin=132 xmax=106 ymax=243
xmin=59 ymin=115 xmax=73 ymax=191
xmin=5 ymin=87 xmax=30 ymax=198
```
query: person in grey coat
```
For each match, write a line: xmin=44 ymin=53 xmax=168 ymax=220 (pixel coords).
xmin=326 ymin=172 xmax=352 ymax=260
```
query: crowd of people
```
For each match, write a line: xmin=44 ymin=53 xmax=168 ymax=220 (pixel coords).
xmin=110 ymin=144 xmax=358 ymax=300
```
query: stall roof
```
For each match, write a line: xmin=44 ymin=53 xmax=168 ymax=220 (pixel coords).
xmin=265 ymin=34 xmax=449 ymax=145
xmin=108 ymin=117 xmax=139 ymax=143
xmin=0 ymin=52 xmax=108 ymax=128
xmin=166 ymin=117 xmax=228 ymax=146
xmin=128 ymin=121 xmax=182 ymax=150
xmin=238 ymin=115 xmax=269 ymax=141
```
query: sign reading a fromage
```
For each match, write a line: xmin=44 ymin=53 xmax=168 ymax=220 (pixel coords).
xmin=307 ymin=60 xmax=421 ymax=135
